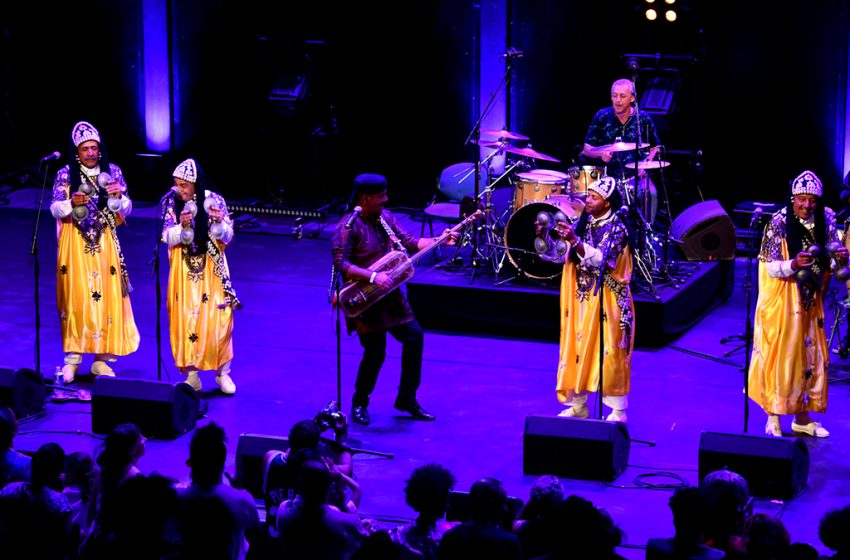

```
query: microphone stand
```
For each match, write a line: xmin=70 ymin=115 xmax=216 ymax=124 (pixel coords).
xmin=327 ymin=229 xmax=394 ymax=459
xmin=740 ymin=214 xmax=763 ymax=433
xmin=153 ymin=192 xmax=172 ymax=380
xmin=30 ymin=159 xmax=57 ymax=376
xmin=463 ymin=52 xmax=518 ymax=283
xmin=591 ymin=232 xmax=612 ymax=421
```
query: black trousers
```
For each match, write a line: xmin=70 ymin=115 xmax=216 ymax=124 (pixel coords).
xmin=352 ymin=320 xmax=424 ymax=408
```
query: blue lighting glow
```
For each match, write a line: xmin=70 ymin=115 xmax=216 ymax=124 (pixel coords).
xmin=143 ymin=0 xmax=170 ymax=151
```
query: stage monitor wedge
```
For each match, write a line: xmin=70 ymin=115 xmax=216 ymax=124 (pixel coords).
xmin=672 ymin=200 xmax=736 ymax=261
xmin=91 ymin=377 xmax=199 ymax=440
xmin=235 ymin=433 xmax=290 ymax=499
xmin=0 ymin=368 xmax=46 ymax=420
xmin=698 ymin=431 xmax=809 ymax=500
xmin=523 ymin=414 xmax=630 ymax=482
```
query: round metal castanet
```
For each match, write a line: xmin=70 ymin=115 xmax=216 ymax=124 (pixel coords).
xmin=210 ymin=222 xmax=224 ymax=240
xmin=826 ymin=241 xmax=843 ymax=256
xmin=185 ymin=200 xmax=198 ymax=217
xmin=107 ymin=197 xmax=121 ymax=212
xmin=79 ymin=183 xmax=93 ymax=196
xmin=97 ymin=172 xmax=112 ymax=188
xmin=72 ymin=205 xmax=89 ymax=221
xmin=836 ymin=267 xmax=850 ymax=282
xmin=180 ymin=228 xmax=195 ymax=245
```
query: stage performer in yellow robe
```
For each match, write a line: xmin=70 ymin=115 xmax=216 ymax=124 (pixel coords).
xmin=749 ymin=170 xmax=847 ymax=438
xmin=161 ymin=158 xmax=239 ymax=395
xmin=50 ymin=121 xmax=139 ymax=383
xmin=553 ymin=176 xmax=635 ymax=422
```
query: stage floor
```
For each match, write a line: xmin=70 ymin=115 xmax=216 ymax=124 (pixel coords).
xmin=3 ymin=193 xmax=850 ymax=558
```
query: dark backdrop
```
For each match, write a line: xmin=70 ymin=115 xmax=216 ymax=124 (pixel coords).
xmin=1 ymin=1 xmax=847 ymax=213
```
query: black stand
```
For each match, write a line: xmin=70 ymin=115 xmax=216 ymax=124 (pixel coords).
xmin=463 ymin=51 xmax=519 ymax=282
xmin=153 ymin=192 xmax=174 ymax=380
xmin=328 ymin=232 xmax=395 ymax=460
xmin=737 ymin=215 xmax=764 ymax=433
xmin=30 ymin=158 xmax=58 ymax=375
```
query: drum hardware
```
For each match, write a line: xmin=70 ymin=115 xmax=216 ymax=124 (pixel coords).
xmin=567 ymin=166 xmax=606 ymax=196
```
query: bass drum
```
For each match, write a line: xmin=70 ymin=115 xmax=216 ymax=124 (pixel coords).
xmin=504 ymin=198 xmax=584 ymax=280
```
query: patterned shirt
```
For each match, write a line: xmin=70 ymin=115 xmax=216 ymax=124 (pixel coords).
xmin=584 ymin=107 xmax=660 ymax=168
xmin=332 ymin=209 xmax=421 ymax=334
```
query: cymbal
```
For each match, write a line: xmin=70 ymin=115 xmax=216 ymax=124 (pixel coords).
xmin=599 ymin=141 xmax=650 ymax=153
xmin=475 ymin=140 xmax=506 ymax=150
xmin=502 ymin=145 xmax=560 ymax=163
xmin=625 ymin=160 xmax=671 ymax=170
xmin=481 ymin=128 xmax=530 ymax=141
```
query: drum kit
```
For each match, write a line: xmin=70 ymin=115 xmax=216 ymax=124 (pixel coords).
xmin=449 ymin=129 xmax=675 ymax=290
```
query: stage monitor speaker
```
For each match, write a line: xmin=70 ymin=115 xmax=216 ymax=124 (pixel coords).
xmin=91 ymin=377 xmax=199 ymax=440
xmin=698 ymin=431 xmax=809 ymax=500
xmin=0 ymin=368 xmax=46 ymax=420
xmin=235 ymin=433 xmax=290 ymax=499
xmin=672 ymin=200 xmax=736 ymax=261
xmin=523 ymin=415 xmax=630 ymax=482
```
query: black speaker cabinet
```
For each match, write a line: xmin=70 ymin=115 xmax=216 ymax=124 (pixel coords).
xmin=91 ymin=377 xmax=199 ymax=440
xmin=698 ymin=431 xmax=809 ymax=500
xmin=672 ymin=200 xmax=736 ymax=261
xmin=523 ymin=415 xmax=630 ymax=482
xmin=235 ymin=433 xmax=290 ymax=499
xmin=0 ymin=368 xmax=46 ymax=420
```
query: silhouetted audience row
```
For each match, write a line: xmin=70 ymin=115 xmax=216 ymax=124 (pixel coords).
xmin=2 ymin=404 xmax=850 ymax=559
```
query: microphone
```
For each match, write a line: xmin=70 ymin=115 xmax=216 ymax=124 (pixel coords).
xmin=627 ymin=57 xmax=640 ymax=72
xmin=502 ymin=48 xmax=524 ymax=59
xmin=344 ymin=206 xmax=362 ymax=229
xmin=40 ymin=151 xmax=61 ymax=163
xmin=160 ymin=188 xmax=177 ymax=203
xmin=750 ymin=207 xmax=764 ymax=228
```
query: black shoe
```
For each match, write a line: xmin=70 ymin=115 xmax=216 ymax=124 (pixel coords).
xmin=352 ymin=405 xmax=370 ymax=426
xmin=394 ymin=399 xmax=436 ymax=421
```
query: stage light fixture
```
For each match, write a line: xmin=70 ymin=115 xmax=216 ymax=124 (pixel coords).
xmin=646 ymin=8 xmax=658 ymax=20
xmin=664 ymin=0 xmax=676 ymax=4
xmin=645 ymin=0 xmax=656 ymax=3
xmin=665 ymin=9 xmax=677 ymax=21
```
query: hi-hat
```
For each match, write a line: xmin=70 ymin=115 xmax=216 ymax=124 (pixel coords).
xmin=502 ymin=145 xmax=560 ymax=163
xmin=599 ymin=141 xmax=650 ymax=153
xmin=625 ymin=160 xmax=671 ymax=170
xmin=481 ymin=128 xmax=530 ymax=141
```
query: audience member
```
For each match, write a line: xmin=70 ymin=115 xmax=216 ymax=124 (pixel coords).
xmin=389 ymin=463 xmax=458 ymax=560
xmin=264 ymin=418 xmax=356 ymax=516
xmin=743 ymin=513 xmax=790 ymax=560
xmin=819 ymin=505 xmax=850 ymax=559
xmin=513 ymin=475 xmax=565 ymax=559
xmin=0 ymin=442 xmax=73 ymax=559
xmin=646 ymin=486 xmax=724 ymax=559
xmin=81 ymin=423 xmax=147 ymax=558
xmin=352 ymin=530 xmax=403 ymax=560
xmin=533 ymin=495 xmax=625 ymax=560
xmin=701 ymin=469 xmax=751 ymax=559
xmin=62 ymin=451 xmax=98 ymax=535
xmin=176 ymin=422 xmax=260 ymax=560
xmin=0 ymin=406 xmax=31 ymax=487
xmin=274 ymin=459 xmax=368 ymax=560
xmin=96 ymin=473 xmax=180 ymax=559
xmin=438 ymin=478 xmax=522 ymax=560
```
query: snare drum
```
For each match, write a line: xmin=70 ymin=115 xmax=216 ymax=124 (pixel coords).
xmin=514 ymin=171 xmax=567 ymax=210
xmin=567 ymin=166 xmax=606 ymax=195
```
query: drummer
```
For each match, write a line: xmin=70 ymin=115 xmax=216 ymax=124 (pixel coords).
xmin=580 ymin=78 xmax=661 ymax=224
